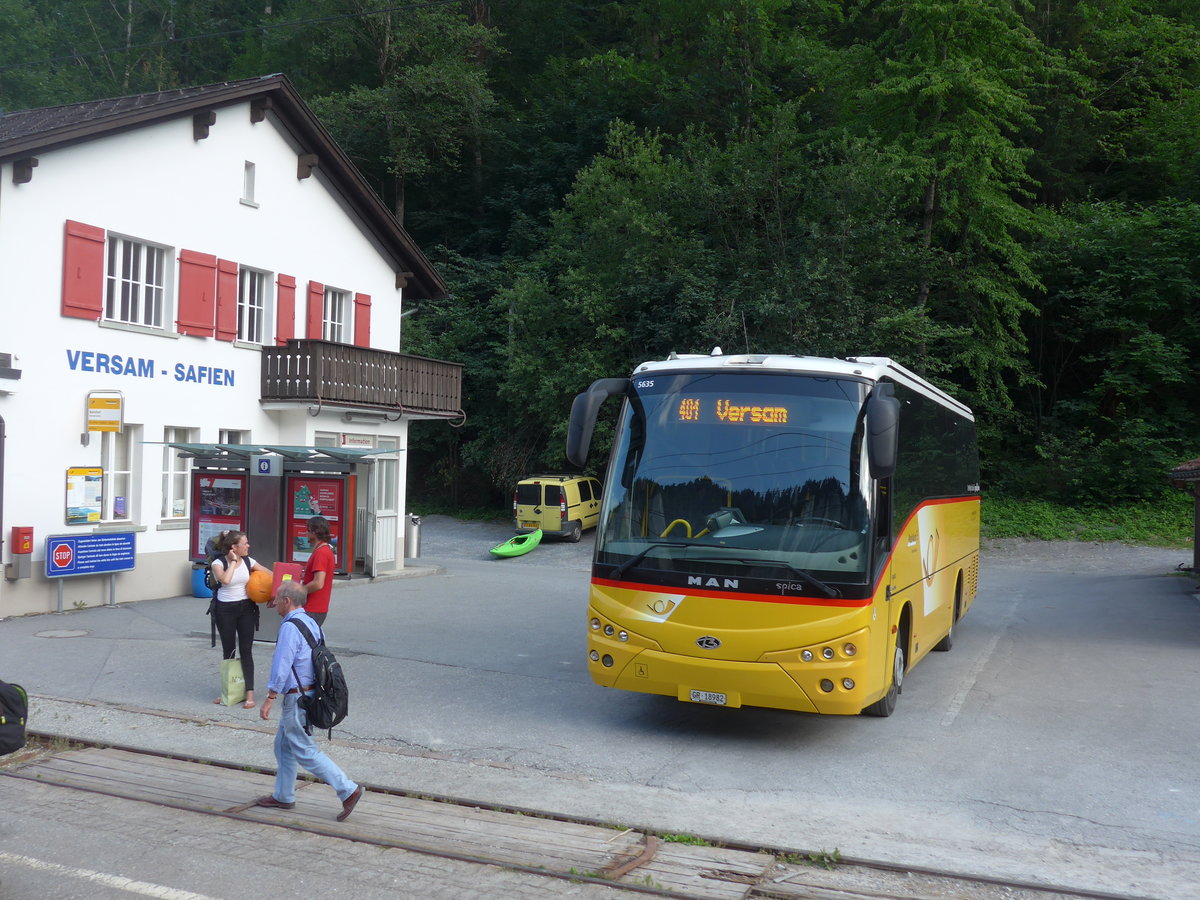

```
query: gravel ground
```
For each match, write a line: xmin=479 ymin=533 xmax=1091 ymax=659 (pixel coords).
xmin=982 ymin=537 xmax=1194 ymax=575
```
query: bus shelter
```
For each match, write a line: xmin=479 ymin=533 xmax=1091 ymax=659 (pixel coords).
xmin=172 ymin=443 xmax=403 ymax=579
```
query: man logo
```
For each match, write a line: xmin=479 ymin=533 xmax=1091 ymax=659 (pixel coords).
xmin=695 ymin=636 xmax=721 ymax=650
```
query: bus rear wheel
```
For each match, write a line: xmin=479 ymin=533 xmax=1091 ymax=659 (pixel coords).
xmin=862 ymin=642 xmax=905 ymax=717
xmin=935 ymin=579 xmax=962 ymax=652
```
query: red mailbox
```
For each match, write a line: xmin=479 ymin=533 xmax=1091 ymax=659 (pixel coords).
xmin=11 ymin=527 xmax=33 ymax=554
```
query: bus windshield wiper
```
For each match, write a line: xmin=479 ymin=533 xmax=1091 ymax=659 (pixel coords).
xmin=689 ymin=556 xmax=839 ymax=598
xmin=610 ymin=542 xmax=692 ymax=580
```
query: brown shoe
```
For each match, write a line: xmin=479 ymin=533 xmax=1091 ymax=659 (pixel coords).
xmin=255 ymin=795 xmax=295 ymax=810
xmin=337 ymin=785 xmax=363 ymax=821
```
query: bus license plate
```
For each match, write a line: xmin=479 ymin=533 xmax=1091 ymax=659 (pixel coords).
xmin=690 ymin=690 xmax=726 ymax=706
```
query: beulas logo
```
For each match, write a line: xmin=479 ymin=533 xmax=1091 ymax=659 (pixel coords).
xmin=695 ymin=636 xmax=721 ymax=650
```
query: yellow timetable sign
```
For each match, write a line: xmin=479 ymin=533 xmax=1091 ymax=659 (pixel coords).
xmin=87 ymin=393 xmax=123 ymax=432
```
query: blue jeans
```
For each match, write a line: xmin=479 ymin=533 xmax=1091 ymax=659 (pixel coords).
xmin=272 ymin=692 xmax=357 ymax=804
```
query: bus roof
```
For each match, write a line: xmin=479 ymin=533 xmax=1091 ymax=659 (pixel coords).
xmin=632 ymin=350 xmax=973 ymax=419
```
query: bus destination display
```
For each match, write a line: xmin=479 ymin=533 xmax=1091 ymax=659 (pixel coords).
xmin=676 ymin=397 xmax=790 ymax=424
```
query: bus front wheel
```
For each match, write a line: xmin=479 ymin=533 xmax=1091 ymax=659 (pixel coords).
xmin=862 ymin=642 xmax=905 ymax=717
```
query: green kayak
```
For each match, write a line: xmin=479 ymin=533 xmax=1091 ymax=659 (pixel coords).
xmin=490 ymin=529 xmax=543 ymax=558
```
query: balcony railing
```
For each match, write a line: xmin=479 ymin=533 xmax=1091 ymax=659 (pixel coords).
xmin=261 ymin=340 xmax=463 ymax=419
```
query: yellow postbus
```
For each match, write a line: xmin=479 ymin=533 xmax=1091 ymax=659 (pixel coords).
xmin=566 ymin=351 xmax=980 ymax=716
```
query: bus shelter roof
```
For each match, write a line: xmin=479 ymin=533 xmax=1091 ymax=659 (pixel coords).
xmin=167 ymin=443 xmax=400 ymax=463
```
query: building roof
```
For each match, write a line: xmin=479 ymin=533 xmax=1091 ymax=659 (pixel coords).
xmin=0 ymin=74 xmax=446 ymax=299
xmin=1168 ymin=457 xmax=1200 ymax=484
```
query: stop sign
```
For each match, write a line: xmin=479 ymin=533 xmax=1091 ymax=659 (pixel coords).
xmin=52 ymin=543 xmax=73 ymax=568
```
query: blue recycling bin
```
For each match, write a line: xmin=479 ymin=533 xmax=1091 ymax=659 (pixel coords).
xmin=191 ymin=566 xmax=211 ymax=599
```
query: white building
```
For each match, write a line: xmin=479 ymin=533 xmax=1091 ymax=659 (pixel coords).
xmin=0 ymin=75 xmax=461 ymax=617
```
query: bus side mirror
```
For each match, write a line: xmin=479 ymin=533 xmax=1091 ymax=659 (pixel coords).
xmin=867 ymin=383 xmax=899 ymax=480
xmin=566 ymin=378 xmax=629 ymax=467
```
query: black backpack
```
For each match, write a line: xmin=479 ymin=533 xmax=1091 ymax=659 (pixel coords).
xmin=201 ymin=535 xmax=224 ymax=647
xmin=1 ymin=679 xmax=29 ymax=756
xmin=203 ymin=535 xmax=224 ymax=594
xmin=289 ymin=619 xmax=348 ymax=737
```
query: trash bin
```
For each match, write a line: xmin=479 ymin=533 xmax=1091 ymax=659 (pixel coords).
xmin=190 ymin=564 xmax=211 ymax=599
xmin=404 ymin=513 xmax=421 ymax=558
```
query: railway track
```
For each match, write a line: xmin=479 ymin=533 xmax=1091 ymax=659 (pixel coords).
xmin=2 ymin=736 xmax=1158 ymax=900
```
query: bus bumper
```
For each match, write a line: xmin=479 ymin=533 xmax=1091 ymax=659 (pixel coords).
xmin=588 ymin=629 xmax=876 ymax=716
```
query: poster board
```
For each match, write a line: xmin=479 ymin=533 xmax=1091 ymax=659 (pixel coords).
xmin=284 ymin=475 xmax=346 ymax=571
xmin=190 ymin=473 xmax=247 ymax=559
xmin=65 ymin=467 xmax=103 ymax=525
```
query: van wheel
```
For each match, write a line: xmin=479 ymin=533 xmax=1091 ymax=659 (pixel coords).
xmin=566 ymin=521 xmax=583 ymax=542
xmin=862 ymin=642 xmax=904 ymax=717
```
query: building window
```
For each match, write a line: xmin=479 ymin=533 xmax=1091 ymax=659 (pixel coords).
xmin=105 ymin=236 xmax=166 ymax=328
xmin=238 ymin=268 xmax=269 ymax=343
xmin=314 ymin=432 xmax=338 ymax=448
xmin=102 ymin=425 xmax=140 ymax=522
xmin=323 ymin=287 xmax=349 ymax=343
xmin=243 ymin=161 xmax=256 ymax=204
xmin=162 ymin=427 xmax=194 ymax=519
xmin=376 ymin=436 xmax=399 ymax=514
xmin=219 ymin=429 xmax=249 ymax=445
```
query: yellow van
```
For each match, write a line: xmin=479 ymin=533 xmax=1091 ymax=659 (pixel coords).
xmin=512 ymin=474 xmax=603 ymax=542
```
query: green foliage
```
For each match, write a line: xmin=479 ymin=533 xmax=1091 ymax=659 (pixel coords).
xmin=659 ymin=832 xmax=711 ymax=845
xmin=993 ymin=198 xmax=1200 ymax=503
xmin=982 ymin=493 xmax=1194 ymax=546
xmin=5 ymin=0 xmax=1200 ymax=513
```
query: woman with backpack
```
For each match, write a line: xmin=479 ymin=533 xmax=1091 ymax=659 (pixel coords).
xmin=210 ymin=531 xmax=272 ymax=709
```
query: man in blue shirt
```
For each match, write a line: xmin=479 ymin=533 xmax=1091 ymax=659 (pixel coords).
xmin=256 ymin=581 xmax=363 ymax=820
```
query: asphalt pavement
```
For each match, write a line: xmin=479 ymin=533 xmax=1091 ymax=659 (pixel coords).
xmin=1 ymin=517 xmax=1196 ymax=900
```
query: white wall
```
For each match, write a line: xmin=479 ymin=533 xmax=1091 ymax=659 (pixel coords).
xmin=0 ymin=101 xmax=417 ymax=616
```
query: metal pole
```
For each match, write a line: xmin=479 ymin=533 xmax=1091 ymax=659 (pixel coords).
xmin=56 ymin=580 xmax=64 ymax=614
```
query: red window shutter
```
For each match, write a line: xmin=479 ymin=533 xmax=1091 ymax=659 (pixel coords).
xmin=177 ymin=250 xmax=217 ymax=336
xmin=275 ymin=274 xmax=296 ymax=345
xmin=353 ymin=293 xmax=371 ymax=347
xmin=306 ymin=280 xmax=324 ymax=339
xmin=215 ymin=259 xmax=238 ymax=342
xmin=62 ymin=220 xmax=105 ymax=320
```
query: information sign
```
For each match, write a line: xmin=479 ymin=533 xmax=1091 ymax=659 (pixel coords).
xmin=44 ymin=532 xmax=137 ymax=578
xmin=86 ymin=391 xmax=124 ymax=432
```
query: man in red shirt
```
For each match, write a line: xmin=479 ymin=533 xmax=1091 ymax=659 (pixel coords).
xmin=301 ymin=515 xmax=336 ymax=626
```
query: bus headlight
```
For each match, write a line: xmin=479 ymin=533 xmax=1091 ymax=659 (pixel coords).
xmin=602 ymin=654 xmax=614 ymax=667
xmin=822 ymin=647 xmax=835 ymax=660
xmin=843 ymin=643 xmax=857 ymax=657
xmin=842 ymin=678 xmax=855 ymax=690
xmin=604 ymin=624 xmax=615 ymax=636
xmin=590 ymin=618 xmax=601 ymax=630
xmin=618 ymin=631 xmax=629 ymax=642
xmin=589 ymin=650 xmax=599 ymax=661
xmin=801 ymin=650 xmax=814 ymax=662
xmin=819 ymin=679 xmax=834 ymax=693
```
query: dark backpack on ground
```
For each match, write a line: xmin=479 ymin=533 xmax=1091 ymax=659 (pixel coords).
xmin=289 ymin=619 xmax=349 ymax=738
xmin=1 ymin=679 xmax=29 ymax=756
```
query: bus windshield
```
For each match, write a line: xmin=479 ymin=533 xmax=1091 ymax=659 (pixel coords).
xmin=596 ymin=371 xmax=873 ymax=586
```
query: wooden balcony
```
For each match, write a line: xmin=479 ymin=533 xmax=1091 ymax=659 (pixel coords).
xmin=261 ymin=340 xmax=463 ymax=420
